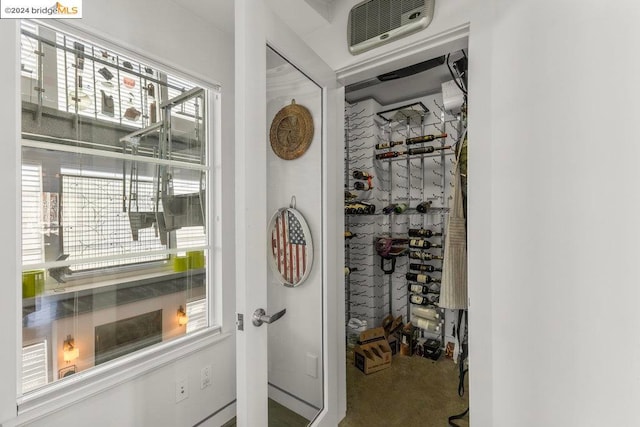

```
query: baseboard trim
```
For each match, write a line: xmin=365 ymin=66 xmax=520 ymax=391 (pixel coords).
xmin=194 ymin=399 xmax=236 ymax=427
xmin=268 ymin=383 xmax=320 ymax=421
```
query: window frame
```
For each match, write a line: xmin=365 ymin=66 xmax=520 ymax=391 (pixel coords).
xmin=16 ymin=19 xmax=224 ymax=420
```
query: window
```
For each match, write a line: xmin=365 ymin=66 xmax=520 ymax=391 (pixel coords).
xmin=20 ymin=21 xmax=216 ymax=396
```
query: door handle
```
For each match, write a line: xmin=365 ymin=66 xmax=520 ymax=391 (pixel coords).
xmin=252 ymin=308 xmax=286 ymax=327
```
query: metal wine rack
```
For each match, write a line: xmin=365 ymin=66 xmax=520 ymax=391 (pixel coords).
xmin=345 ymin=97 xmax=464 ymax=346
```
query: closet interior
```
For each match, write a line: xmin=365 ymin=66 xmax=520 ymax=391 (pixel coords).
xmin=342 ymin=47 xmax=469 ymax=425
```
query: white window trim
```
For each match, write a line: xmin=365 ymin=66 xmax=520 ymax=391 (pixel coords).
xmin=16 ymin=20 xmax=225 ymax=423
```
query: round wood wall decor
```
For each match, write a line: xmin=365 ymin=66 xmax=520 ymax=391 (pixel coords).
xmin=269 ymin=99 xmax=314 ymax=160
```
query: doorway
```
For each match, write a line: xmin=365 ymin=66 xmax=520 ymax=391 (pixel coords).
xmin=341 ymin=47 xmax=469 ymax=426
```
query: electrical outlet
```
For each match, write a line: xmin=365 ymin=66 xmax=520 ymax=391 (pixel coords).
xmin=175 ymin=377 xmax=188 ymax=403
xmin=201 ymin=365 xmax=212 ymax=389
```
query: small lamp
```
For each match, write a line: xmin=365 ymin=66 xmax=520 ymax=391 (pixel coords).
xmin=177 ymin=306 xmax=189 ymax=326
xmin=63 ymin=335 xmax=79 ymax=363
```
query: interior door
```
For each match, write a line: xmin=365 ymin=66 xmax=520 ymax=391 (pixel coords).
xmin=234 ymin=1 xmax=344 ymax=426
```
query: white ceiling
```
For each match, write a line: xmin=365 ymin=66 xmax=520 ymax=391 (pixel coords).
xmin=169 ymin=0 xmax=464 ymax=107
xmin=170 ymin=0 xmax=234 ymax=34
xmin=169 ymin=0 xmax=335 ymax=36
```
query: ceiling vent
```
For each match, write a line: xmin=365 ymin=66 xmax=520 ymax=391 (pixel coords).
xmin=348 ymin=0 xmax=435 ymax=55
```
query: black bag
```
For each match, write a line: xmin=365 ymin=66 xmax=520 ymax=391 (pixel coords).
xmin=98 ymin=67 xmax=113 ymax=81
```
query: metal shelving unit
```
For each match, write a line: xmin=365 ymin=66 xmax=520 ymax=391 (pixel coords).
xmin=344 ymin=98 xmax=463 ymax=351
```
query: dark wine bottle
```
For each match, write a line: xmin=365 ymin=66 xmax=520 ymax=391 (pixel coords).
xmin=409 ymin=263 xmax=442 ymax=272
xmin=354 ymin=181 xmax=369 ymax=191
xmin=382 ymin=204 xmax=397 ymax=214
xmin=410 ymin=293 xmax=439 ymax=305
xmin=406 ymin=272 xmax=440 ymax=283
xmin=375 ymin=151 xmax=406 ymax=160
xmin=346 ymin=201 xmax=375 ymax=214
xmin=409 ymin=239 xmax=442 ymax=249
xmin=394 ymin=203 xmax=408 ymax=214
xmin=352 ymin=170 xmax=371 ymax=180
xmin=416 ymin=201 xmax=432 ymax=213
xmin=407 ymin=145 xmax=451 ymax=155
xmin=409 ymin=251 xmax=444 ymax=261
xmin=345 ymin=203 xmax=370 ymax=214
xmin=405 ymin=133 xmax=448 ymax=145
xmin=344 ymin=190 xmax=357 ymax=200
xmin=375 ymin=140 xmax=404 ymax=149
xmin=408 ymin=229 xmax=442 ymax=238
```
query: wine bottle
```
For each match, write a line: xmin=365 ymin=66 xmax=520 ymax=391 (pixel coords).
xmin=409 ymin=251 xmax=444 ymax=261
xmin=407 ymin=145 xmax=450 ymax=155
xmin=406 ymin=272 xmax=440 ymax=283
xmin=359 ymin=201 xmax=376 ymax=214
xmin=352 ymin=170 xmax=371 ymax=180
xmin=411 ymin=316 xmax=441 ymax=332
xmin=412 ymin=306 xmax=441 ymax=320
xmin=345 ymin=201 xmax=375 ymax=214
xmin=345 ymin=202 xmax=376 ymax=214
xmin=409 ymin=283 xmax=430 ymax=294
xmin=416 ymin=201 xmax=432 ymax=213
xmin=375 ymin=141 xmax=403 ymax=150
xmin=382 ymin=204 xmax=397 ymax=214
xmin=410 ymin=293 xmax=439 ymax=305
xmin=354 ymin=181 xmax=369 ymax=191
xmin=344 ymin=203 xmax=362 ymax=214
xmin=375 ymin=140 xmax=404 ymax=150
xmin=408 ymin=229 xmax=442 ymax=238
xmin=409 ymin=263 xmax=442 ymax=272
xmin=409 ymin=239 xmax=442 ymax=249
xmin=405 ymin=133 xmax=447 ymax=145
xmin=394 ymin=203 xmax=408 ymax=214
xmin=375 ymin=151 xmax=406 ymax=160
xmin=345 ymin=266 xmax=359 ymax=276
xmin=344 ymin=190 xmax=358 ymax=200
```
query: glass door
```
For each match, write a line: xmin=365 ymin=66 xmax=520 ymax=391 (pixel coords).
xmin=265 ymin=45 xmax=324 ymax=425
xmin=234 ymin=1 xmax=343 ymax=426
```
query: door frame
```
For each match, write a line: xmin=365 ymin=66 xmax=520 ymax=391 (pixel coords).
xmin=334 ymin=22 xmax=474 ymax=425
xmin=234 ymin=1 xmax=343 ymax=426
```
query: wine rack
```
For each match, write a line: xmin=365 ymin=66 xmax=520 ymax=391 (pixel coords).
xmin=345 ymin=97 xmax=464 ymax=347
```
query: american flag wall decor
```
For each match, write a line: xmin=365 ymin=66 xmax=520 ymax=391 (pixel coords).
xmin=268 ymin=207 xmax=313 ymax=287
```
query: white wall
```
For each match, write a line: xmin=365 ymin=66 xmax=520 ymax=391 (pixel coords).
xmin=0 ymin=0 xmax=237 ymax=425
xmin=468 ymin=1 xmax=640 ymax=426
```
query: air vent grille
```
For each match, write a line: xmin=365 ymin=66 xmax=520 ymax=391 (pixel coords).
xmin=350 ymin=0 xmax=426 ymax=46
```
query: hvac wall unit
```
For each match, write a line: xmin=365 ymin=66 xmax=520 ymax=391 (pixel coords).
xmin=344 ymin=96 xmax=463 ymax=347
xmin=348 ymin=0 xmax=435 ymax=55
